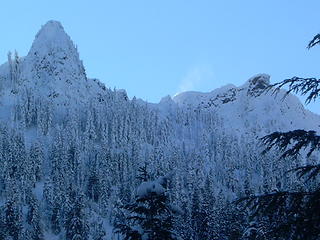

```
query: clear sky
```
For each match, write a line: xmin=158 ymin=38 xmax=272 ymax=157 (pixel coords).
xmin=1 ymin=1 xmax=319 ymax=113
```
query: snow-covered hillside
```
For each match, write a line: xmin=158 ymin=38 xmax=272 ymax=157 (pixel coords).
xmin=0 ymin=20 xmax=319 ymax=240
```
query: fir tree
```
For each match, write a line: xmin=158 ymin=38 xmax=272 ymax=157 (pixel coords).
xmin=190 ymin=187 xmax=205 ymax=240
xmin=0 ymin=213 xmax=6 ymax=240
xmin=3 ymin=199 xmax=23 ymax=240
xmin=26 ymin=194 xmax=43 ymax=240
xmin=90 ymin=217 xmax=106 ymax=240
xmin=115 ymin=171 xmax=178 ymax=240
xmin=65 ymin=192 xmax=89 ymax=240
xmin=29 ymin=140 xmax=44 ymax=183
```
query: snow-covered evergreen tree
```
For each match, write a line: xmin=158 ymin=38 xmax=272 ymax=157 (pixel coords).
xmin=65 ymin=192 xmax=89 ymax=240
xmin=3 ymin=198 xmax=23 ymax=240
xmin=25 ymin=194 xmax=43 ymax=240
xmin=115 ymin=172 xmax=178 ymax=240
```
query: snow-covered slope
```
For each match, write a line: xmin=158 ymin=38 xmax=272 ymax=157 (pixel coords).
xmin=1 ymin=20 xmax=320 ymax=240
xmin=172 ymin=74 xmax=320 ymax=135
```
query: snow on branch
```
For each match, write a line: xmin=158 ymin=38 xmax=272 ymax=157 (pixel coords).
xmin=261 ymin=130 xmax=320 ymax=158
xmin=308 ymin=34 xmax=320 ymax=49
xmin=267 ymin=77 xmax=320 ymax=104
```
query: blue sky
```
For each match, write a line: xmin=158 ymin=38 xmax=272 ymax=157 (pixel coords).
xmin=1 ymin=1 xmax=319 ymax=113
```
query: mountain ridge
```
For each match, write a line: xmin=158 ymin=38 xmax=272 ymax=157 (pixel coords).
xmin=0 ymin=21 xmax=318 ymax=137
xmin=171 ymin=73 xmax=320 ymax=135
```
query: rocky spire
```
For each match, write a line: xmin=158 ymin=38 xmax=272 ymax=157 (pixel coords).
xmin=24 ymin=20 xmax=86 ymax=88
xmin=28 ymin=20 xmax=78 ymax=58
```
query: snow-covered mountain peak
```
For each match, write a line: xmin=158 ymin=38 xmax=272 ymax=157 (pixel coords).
xmin=22 ymin=21 xmax=87 ymax=86
xmin=0 ymin=21 xmax=110 ymax=112
xmin=23 ymin=20 xmax=84 ymax=85
xmin=245 ymin=73 xmax=270 ymax=86
xmin=28 ymin=20 xmax=76 ymax=58
xmin=245 ymin=74 xmax=270 ymax=97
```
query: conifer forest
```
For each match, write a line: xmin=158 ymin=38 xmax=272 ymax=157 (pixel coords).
xmin=0 ymin=20 xmax=319 ymax=240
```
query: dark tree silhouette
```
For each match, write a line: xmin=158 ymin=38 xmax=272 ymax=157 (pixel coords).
xmin=238 ymin=35 xmax=320 ymax=240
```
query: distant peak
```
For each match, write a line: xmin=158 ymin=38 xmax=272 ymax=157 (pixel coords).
xmin=41 ymin=20 xmax=64 ymax=31
xmin=246 ymin=74 xmax=270 ymax=96
xmin=36 ymin=20 xmax=66 ymax=37
xmin=24 ymin=20 xmax=86 ymax=85
xmin=28 ymin=20 xmax=76 ymax=57
xmin=247 ymin=74 xmax=270 ymax=87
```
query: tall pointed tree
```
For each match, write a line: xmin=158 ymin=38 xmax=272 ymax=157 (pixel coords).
xmin=65 ymin=192 xmax=89 ymax=240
